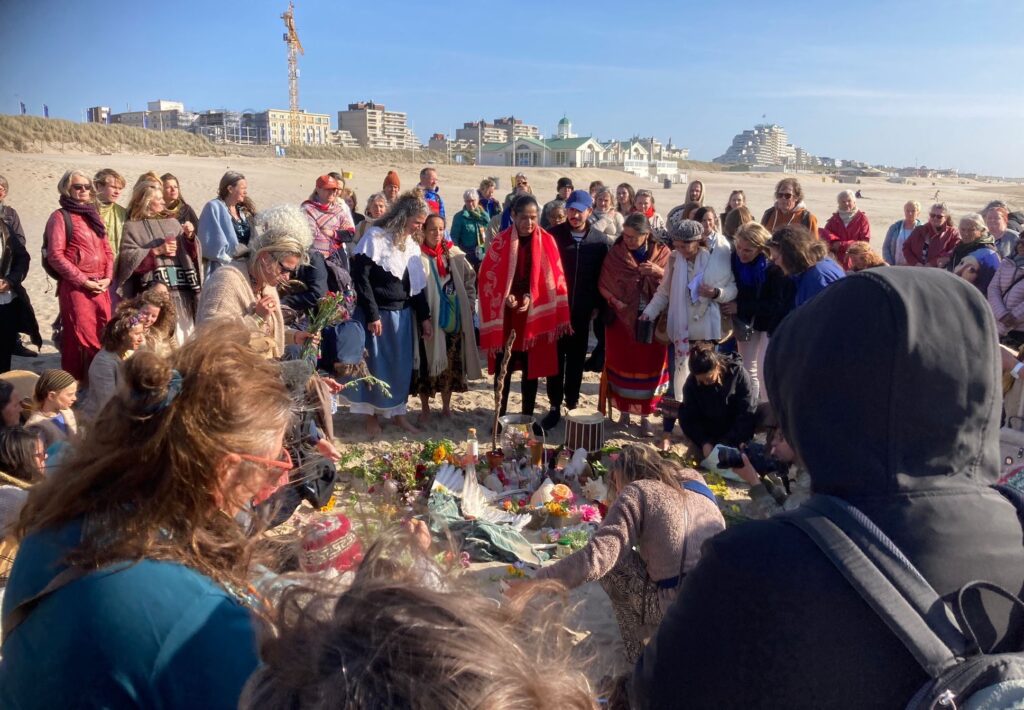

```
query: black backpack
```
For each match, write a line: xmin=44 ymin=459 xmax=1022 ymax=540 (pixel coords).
xmin=782 ymin=492 xmax=1024 ymax=709
xmin=40 ymin=209 xmax=72 ymax=281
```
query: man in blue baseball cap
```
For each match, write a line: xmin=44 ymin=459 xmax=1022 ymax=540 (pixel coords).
xmin=540 ymin=189 xmax=612 ymax=430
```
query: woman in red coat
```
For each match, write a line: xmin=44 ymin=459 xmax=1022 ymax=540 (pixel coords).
xmin=902 ymin=202 xmax=961 ymax=268
xmin=821 ymin=189 xmax=871 ymax=270
xmin=45 ymin=170 xmax=115 ymax=382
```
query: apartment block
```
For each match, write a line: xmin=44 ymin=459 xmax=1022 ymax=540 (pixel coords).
xmin=337 ymin=101 xmax=420 ymax=150
xmin=245 ymin=109 xmax=331 ymax=146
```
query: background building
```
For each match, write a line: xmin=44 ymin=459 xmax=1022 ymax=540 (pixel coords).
xmin=86 ymin=106 xmax=110 ymax=124
xmin=245 ymin=108 xmax=331 ymax=145
xmin=338 ymin=101 xmax=420 ymax=150
xmin=714 ymin=123 xmax=817 ymax=167
xmin=107 ymin=99 xmax=196 ymax=132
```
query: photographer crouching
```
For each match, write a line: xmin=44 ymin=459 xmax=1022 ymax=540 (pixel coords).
xmin=719 ymin=417 xmax=810 ymax=516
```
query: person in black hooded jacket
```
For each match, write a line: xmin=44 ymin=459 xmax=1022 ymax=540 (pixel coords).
xmin=678 ymin=344 xmax=757 ymax=460
xmin=633 ymin=267 xmax=1024 ymax=709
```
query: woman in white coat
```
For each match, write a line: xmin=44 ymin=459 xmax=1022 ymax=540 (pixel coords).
xmin=641 ymin=218 xmax=736 ymax=450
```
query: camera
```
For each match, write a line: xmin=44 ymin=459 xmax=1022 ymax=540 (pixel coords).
xmin=717 ymin=442 xmax=781 ymax=476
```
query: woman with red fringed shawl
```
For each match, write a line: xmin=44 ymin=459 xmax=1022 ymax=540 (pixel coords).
xmin=478 ymin=194 xmax=570 ymax=418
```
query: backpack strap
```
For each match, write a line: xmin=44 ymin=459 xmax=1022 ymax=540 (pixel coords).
xmin=2 ymin=565 xmax=86 ymax=643
xmin=61 ymin=208 xmax=72 ymax=238
xmin=781 ymin=495 xmax=968 ymax=677
xmin=995 ymin=484 xmax=1024 ymax=523
xmin=682 ymin=479 xmax=719 ymax=508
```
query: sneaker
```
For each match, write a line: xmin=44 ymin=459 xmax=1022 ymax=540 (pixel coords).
xmin=13 ymin=341 xmax=38 ymax=358
xmin=540 ymin=408 xmax=561 ymax=431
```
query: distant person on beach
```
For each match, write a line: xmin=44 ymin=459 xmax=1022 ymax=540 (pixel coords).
xmin=902 ymin=202 xmax=960 ymax=267
xmin=0 ymin=329 xmax=294 ymax=709
xmin=450 ymin=189 xmax=489 ymax=270
xmin=160 ymin=173 xmax=199 ymax=239
xmin=340 ymin=188 xmax=362 ymax=226
xmin=760 ymin=177 xmax=818 ymax=237
xmin=197 ymin=205 xmax=317 ymax=360
xmin=588 ymin=180 xmax=604 ymax=198
xmin=541 ymin=177 xmax=573 ymax=230
xmin=633 ymin=267 xmax=1024 ymax=709
xmin=820 ymin=189 xmax=871 ymax=270
xmin=634 ymin=189 xmax=666 ymax=238
xmin=511 ymin=444 xmax=724 ymax=662
xmin=541 ymin=190 xmax=610 ymax=431
xmin=348 ymin=192 xmax=431 ymax=435
xmin=616 ymin=182 xmax=636 ymax=217
xmin=984 ymin=202 xmax=1019 ymax=258
xmin=45 ymin=170 xmax=114 ymax=382
xmin=602 ymin=213 xmax=670 ymax=438
xmin=354 ymin=192 xmax=388 ymax=240
xmin=198 ymin=170 xmax=256 ymax=276
xmin=411 ymin=213 xmax=481 ymax=423
xmin=720 ymin=189 xmax=745 ymax=228
xmin=881 ymin=200 xmax=921 ymax=265
xmin=417 ymin=167 xmax=444 ymax=219
xmin=722 ymin=204 xmax=754 ymax=241
xmin=685 ymin=179 xmax=705 ymax=208
xmin=301 ymin=174 xmax=355 ymax=265
xmin=93 ymin=168 xmax=127 ymax=258
xmin=382 ymin=170 xmax=400 ymax=205
xmin=948 ymin=212 xmax=999 ymax=294
xmin=591 ymin=187 xmax=624 ymax=239
xmin=503 ymin=172 xmax=532 ymax=210
xmin=479 ymin=194 xmax=570 ymax=418
xmin=0 ymin=175 xmax=36 ymax=360
xmin=0 ymin=214 xmax=41 ymax=372
xmin=477 ymin=177 xmax=500 ymax=219
xmin=117 ymin=181 xmax=202 ymax=344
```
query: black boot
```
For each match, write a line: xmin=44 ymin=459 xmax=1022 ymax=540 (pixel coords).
xmin=540 ymin=407 xmax=562 ymax=431
xmin=13 ymin=338 xmax=38 ymax=358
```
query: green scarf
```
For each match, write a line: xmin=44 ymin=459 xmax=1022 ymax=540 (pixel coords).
xmin=97 ymin=201 xmax=126 ymax=255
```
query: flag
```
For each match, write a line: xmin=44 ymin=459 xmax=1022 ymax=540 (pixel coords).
xmin=43 ymin=104 xmax=49 ymax=118
xmin=19 ymin=101 xmax=26 ymax=115
xmin=142 ymin=112 xmax=147 ymax=129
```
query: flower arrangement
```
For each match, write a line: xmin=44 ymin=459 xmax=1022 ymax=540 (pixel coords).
xmin=301 ymin=289 xmax=355 ymax=359
xmin=420 ymin=438 xmax=457 ymax=467
xmin=501 ymin=498 xmax=530 ymax=514
xmin=544 ymin=500 xmax=571 ymax=518
xmin=570 ymin=503 xmax=602 ymax=524
xmin=550 ymin=484 xmax=574 ymax=503
xmin=505 ymin=562 xmax=529 ymax=579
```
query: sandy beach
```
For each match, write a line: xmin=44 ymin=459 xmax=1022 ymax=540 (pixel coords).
xmin=3 ymin=149 xmax=1021 ymax=677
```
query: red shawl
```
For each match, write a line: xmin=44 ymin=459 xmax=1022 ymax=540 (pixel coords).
xmin=479 ymin=225 xmax=570 ymax=377
xmin=420 ymin=240 xmax=448 ymax=278
xmin=598 ymin=239 xmax=671 ymax=335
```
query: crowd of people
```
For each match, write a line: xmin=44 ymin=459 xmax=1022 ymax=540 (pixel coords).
xmin=0 ymin=164 xmax=1023 ymax=708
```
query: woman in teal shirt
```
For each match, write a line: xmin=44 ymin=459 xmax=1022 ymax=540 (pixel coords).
xmin=0 ymin=323 xmax=294 ymax=709
xmin=450 ymin=189 xmax=490 ymax=270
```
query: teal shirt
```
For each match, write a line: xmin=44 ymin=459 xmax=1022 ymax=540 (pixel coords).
xmin=0 ymin=521 xmax=259 ymax=709
xmin=450 ymin=208 xmax=489 ymax=254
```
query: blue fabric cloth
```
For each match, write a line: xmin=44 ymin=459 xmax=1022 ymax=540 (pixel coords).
xmin=480 ymin=197 xmax=501 ymax=219
xmin=345 ymin=306 xmax=413 ymax=413
xmin=732 ymin=252 xmax=767 ymax=289
xmin=793 ymin=259 xmax=845 ymax=308
xmin=198 ymin=199 xmax=242 ymax=274
xmin=0 ymin=520 xmax=259 ymax=709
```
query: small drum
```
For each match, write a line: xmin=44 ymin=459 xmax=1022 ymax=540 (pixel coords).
xmin=564 ymin=408 xmax=605 ymax=453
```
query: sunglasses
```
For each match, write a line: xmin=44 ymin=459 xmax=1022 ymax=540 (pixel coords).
xmin=70 ymin=183 xmax=93 ymax=192
xmin=929 ymin=213 xmax=945 ymax=219
xmin=776 ymin=193 xmax=794 ymax=199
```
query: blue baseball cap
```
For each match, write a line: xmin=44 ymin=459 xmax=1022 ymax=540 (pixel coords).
xmin=566 ymin=189 xmax=593 ymax=212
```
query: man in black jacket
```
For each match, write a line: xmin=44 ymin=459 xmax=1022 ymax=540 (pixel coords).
xmin=633 ymin=268 xmax=1024 ymax=708
xmin=540 ymin=190 xmax=610 ymax=430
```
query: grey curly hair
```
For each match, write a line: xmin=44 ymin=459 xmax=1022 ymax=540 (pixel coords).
xmin=375 ymin=191 xmax=429 ymax=240
xmin=250 ymin=204 xmax=312 ymax=265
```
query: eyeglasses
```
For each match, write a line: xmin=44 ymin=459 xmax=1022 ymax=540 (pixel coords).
xmin=929 ymin=213 xmax=945 ymax=219
xmin=238 ymin=447 xmax=293 ymax=472
xmin=70 ymin=183 xmax=93 ymax=192
xmin=776 ymin=193 xmax=794 ymax=199
xmin=274 ymin=260 xmax=294 ymax=276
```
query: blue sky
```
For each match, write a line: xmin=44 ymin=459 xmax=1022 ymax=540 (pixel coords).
xmin=3 ymin=0 xmax=1022 ymax=176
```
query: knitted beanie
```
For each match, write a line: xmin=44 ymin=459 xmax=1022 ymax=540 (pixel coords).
xmin=383 ymin=171 xmax=400 ymax=189
xmin=300 ymin=513 xmax=364 ymax=573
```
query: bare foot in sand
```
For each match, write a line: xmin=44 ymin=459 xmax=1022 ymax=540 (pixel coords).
xmin=394 ymin=414 xmax=420 ymax=435
xmin=416 ymin=409 xmax=431 ymax=427
xmin=365 ymin=415 xmax=381 ymax=437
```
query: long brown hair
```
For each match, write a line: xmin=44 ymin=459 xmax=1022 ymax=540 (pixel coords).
xmin=242 ymin=537 xmax=596 ymax=709
xmin=16 ymin=323 xmax=293 ymax=592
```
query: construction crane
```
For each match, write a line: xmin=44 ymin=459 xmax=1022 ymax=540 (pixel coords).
xmin=281 ymin=2 xmax=304 ymax=146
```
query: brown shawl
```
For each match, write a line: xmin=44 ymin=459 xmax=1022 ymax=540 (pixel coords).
xmin=598 ymin=239 xmax=670 ymax=334
xmin=116 ymin=218 xmax=203 ymax=298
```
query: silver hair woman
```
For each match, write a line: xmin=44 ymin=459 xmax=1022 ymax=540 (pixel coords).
xmin=347 ymin=191 xmax=431 ymax=436
xmin=196 ymin=204 xmax=314 ymax=358
xmin=949 ymin=211 xmax=999 ymax=294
